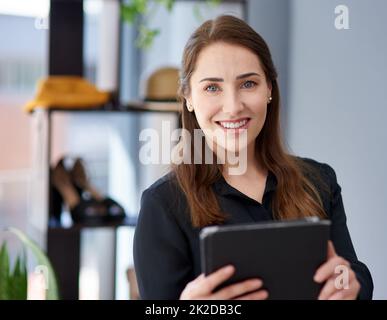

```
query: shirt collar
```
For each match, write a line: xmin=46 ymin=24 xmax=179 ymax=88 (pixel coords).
xmin=213 ymin=170 xmax=277 ymax=200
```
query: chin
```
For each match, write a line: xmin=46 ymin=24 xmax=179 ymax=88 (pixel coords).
xmin=216 ymin=139 xmax=249 ymax=155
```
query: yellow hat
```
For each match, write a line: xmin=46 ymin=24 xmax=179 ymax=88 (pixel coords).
xmin=24 ymin=76 xmax=110 ymax=113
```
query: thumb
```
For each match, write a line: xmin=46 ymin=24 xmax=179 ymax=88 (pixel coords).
xmin=198 ymin=273 xmax=206 ymax=280
xmin=327 ymin=240 xmax=337 ymax=259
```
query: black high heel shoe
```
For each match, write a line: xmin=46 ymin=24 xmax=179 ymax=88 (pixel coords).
xmin=69 ymin=157 xmax=126 ymax=224
xmin=50 ymin=158 xmax=82 ymax=225
xmin=49 ymin=169 xmax=65 ymax=226
xmin=50 ymin=157 xmax=126 ymax=226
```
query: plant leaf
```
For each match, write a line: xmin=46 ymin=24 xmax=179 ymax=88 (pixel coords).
xmin=155 ymin=0 xmax=176 ymax=12
xmin=121 ymin=4 xmax=139 ymax=23
xmin=133 ymin=0 xmax=148 ymax=13
xmin=7 ymin=228 xmax=59 ymax=300
xmin=0 ymin=243 xmax=10 ymax=300
xmin=136 ymin=26 xmax=160 ymax=49
xmin=121 ymin=0 xmax=148 ymax=24
xmin=8 ymin=254 xmax=27 ymax=300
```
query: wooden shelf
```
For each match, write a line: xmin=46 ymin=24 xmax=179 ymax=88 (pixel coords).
xmin=43 ymin=101 xmax=181 ymax=114
xmin=48 ymin=216 xmax=138 ymax=231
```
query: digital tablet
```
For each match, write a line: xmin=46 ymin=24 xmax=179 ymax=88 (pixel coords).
xmin=200 ymin=218 xmax=331 ymax=300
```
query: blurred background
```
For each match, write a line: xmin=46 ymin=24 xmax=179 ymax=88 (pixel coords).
xmin=0 ymin=0 xmax=386 ymax=299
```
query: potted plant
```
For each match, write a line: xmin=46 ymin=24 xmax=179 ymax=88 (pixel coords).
xmin=121 ymin=0 xmax=222 ymax=48
xmin=0 ymin=228 xmax=59 ymax=300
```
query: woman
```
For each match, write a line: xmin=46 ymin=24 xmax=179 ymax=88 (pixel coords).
xmin=133 ymin=15 xmax=373 ymax=300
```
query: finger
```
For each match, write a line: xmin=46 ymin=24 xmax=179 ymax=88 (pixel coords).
xmin=180 ymin=272 xmax=221 ymax=299
xmin=318 ymin=277 xmax=338 ymax=300
xmin=334 ymin=268 xmax=356 ymax=291
xmin=314 ymin=257 xmax=349 ymax=283
xmin=327 ymin=241 xmax=337 ymax=259
xmin=199 ymin=265 xmax=235 ymax=295
xmin=212 ymin=278 xmax=263 ymax=300
xmin=197 ymin=273 xmax=205 ymax=280
xmin=319 ymin=269 xmax=356 ymax=300
xmin=234 ymin=289 xmax=269 ymax=300
xmin=328 ymin=274 xmax=360 ymax=300
xmin=185 ymin=273 xmax=205 ymax=289
xmin=328 ymin=290 xmax=347 ymax=300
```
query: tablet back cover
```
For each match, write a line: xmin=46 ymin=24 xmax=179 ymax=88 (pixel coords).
xmin=200 ymin=219 xmax=330 ymax=300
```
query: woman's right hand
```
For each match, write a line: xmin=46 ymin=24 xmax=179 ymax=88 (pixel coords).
xmin=180 ymin=265 xmax=268 ymax=300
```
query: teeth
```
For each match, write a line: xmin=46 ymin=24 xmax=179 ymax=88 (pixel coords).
xmin=219 ymin=119 xmax=247 ymax=129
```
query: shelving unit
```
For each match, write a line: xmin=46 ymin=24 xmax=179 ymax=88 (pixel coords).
xmin=40 ymin=0 xmax=181 ymax=299
xmin=43 ymin=105 xmax=179 ymax=299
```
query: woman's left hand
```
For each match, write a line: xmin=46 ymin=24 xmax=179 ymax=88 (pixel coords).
xmin=314 ymin=241 xmax=361 ymax=300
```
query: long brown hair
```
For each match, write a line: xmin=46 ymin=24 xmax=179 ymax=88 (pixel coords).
xmin=173 ymin=15 xmax=327 ymax=228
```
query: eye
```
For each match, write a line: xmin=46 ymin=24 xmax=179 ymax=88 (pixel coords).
xmin=205 ymin=84 xmax=220 ymax=92
xmin=241 ymin=80 xmax=257 ymax=89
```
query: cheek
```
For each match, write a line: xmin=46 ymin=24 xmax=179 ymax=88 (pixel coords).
xmin=192 ymin=96 xmax=220 ymax=127
xmin=252 ymin=105 xmax=267 ymax=131
xmin=244 ymin=92 xmax=267 ymax=112
xmin=255 ymin=103 xmax=267 ymax=120
xmin=246 ymin=95 xmax=267 ymax=136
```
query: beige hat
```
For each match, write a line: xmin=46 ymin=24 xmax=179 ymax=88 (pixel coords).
xmin=141 ymin=67 xmax=181 ymax=112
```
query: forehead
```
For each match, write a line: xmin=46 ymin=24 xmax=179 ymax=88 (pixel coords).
xmin=192 ymin=42 xmax=264 ymax=78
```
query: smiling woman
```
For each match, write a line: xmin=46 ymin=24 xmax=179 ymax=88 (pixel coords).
xmin=176 ymin=16 xmax=325 ymax=227
xmin=133 ymin=15 xmax=373 ymax=300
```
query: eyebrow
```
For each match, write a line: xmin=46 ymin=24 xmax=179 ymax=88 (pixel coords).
xmin=199 ymin=72 xmax=261 ymax=83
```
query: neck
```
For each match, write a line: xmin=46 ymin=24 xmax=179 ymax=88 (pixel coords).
xmin=222 ymin=143 xmax=265 ymax=179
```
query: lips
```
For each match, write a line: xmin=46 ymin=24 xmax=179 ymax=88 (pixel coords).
xmin=215 ymin=118 xmax=251 ymax=130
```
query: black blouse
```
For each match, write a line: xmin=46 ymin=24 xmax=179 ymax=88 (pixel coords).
xmin=133 ymin=157 xmax=373 ymax=300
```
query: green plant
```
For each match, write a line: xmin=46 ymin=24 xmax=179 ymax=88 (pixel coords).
xmin=0 ymin=243 xmax=27 ymax=299
xmin=121 ymin=0 xmax=222 ymax=49
xmin=0 ymin=228 xmax=59 ymax=300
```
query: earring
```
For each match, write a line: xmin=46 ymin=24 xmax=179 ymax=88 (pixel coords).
xmin=268 ymin=96 xmax=272 ymax=104
xmin=187 ymin=102 xmax=193 ymax=112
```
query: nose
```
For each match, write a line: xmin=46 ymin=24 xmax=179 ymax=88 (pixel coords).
xmin=222 ymin=90 xmax=244 ymax=117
